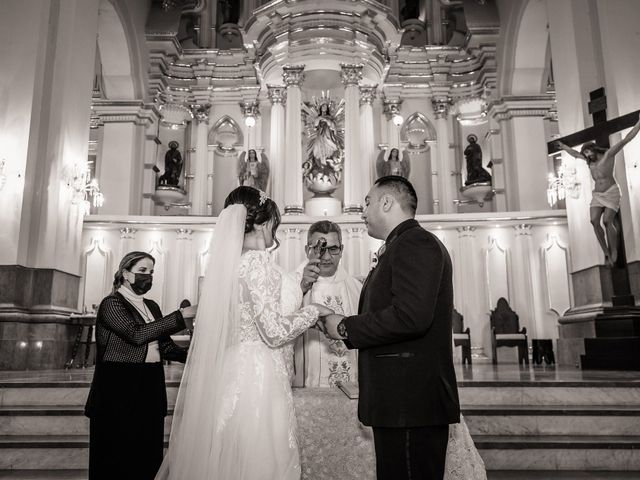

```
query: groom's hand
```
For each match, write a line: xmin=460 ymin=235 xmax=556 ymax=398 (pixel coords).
xmin=322 ymin=314 xmax=346 ymax=340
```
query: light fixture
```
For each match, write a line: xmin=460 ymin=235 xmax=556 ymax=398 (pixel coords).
xmin=392 ymin=114 xmax=404 ymax=126
xmin=547 ymin=158 xmax=580 ymax=207
xmin=0 ymin=159 xmax=6 ymax=191
xmin=63 ymin=161 xmax=104 ymax=215
xmin=244 ymin=115 xmax=256 ymax=128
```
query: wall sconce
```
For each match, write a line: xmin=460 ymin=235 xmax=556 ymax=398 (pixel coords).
xmin=241 ymin=100 xmax=260 ymax=128
xmin=547 ymin=158 xmax=580 ymax=207
xmin=0 ymin=159 xmax=6 ymax=191
xmin=62 ymin=161 xmax=104 ymax=215
xmin=392 ymin=113 xmax=404 ymax=126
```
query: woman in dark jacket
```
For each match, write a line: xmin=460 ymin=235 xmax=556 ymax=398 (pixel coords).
xmin=85 ymin=251 xmax=196 ymax=480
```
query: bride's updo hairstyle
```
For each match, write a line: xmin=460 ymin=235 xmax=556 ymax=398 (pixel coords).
xmin=224 ymin=186 xmax=281 ymax=244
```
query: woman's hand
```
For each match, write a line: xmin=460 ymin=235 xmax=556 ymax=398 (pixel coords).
xmin=309 ymin=303 xmax=334 ymax=317
xmin=180 ymin=305 xmax=198 ymax=319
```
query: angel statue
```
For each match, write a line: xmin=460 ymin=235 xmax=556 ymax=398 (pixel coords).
xmin=301 ymin=94 xmax=345 ymax=194
xmin=237 ymin=149 xmax=269 ymax=191
xmin=376 ymin=147 xmax=411 ymax=179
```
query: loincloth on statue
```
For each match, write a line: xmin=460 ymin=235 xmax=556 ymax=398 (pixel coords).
xmin=590 ymin=184 xmax=621 ymax=211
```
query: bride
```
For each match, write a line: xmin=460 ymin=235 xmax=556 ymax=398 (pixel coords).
xmin=155 ymin=186 xmax=332 ymax=480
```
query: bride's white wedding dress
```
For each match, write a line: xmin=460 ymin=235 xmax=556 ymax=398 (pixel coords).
xmin=157 ymin=247 xmax=319 ymax=480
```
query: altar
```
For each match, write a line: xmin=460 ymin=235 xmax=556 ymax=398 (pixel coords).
xmin=293 ymin=388 xmax=376 ymax=479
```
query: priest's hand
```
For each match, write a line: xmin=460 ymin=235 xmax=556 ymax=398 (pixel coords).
xmin=301 ymin=259 xmax=321 ymax=294
xmin=321 ymin=314 xmax=346 ymax=340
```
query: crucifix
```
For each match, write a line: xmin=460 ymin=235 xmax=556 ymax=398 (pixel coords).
xmin=547 ymin=88 xmax=640 ymax=306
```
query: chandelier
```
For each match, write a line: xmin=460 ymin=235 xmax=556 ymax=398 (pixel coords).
xmin=63 ymin=161 xmax=104 ymax=215
xmin=547 ymin=158 xmax=580 ymax=207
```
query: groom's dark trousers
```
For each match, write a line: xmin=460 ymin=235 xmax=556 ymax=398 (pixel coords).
xmin=344 ymin=219 xmax=460 ymax=480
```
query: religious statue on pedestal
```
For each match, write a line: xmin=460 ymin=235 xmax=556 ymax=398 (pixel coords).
xmin=158 ymin=141 xmax=184 ymax=187
xmin=463 ymin=134 xmax=492 ymax=186
xmin=376 ymin=147 xmax=411 ymax=179
xmin=237 ymin=149 xmax=269 ymax=191
xmin=301 ymin=94 xmax=345 ymax=195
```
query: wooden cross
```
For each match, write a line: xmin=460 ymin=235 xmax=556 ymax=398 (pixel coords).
xmin=547 ymin=88 xmax=640 ymax=154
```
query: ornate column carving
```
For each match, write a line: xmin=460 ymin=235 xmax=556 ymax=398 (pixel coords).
xmin=344 ymin=226 xmax=370 ymax=277
xmin=268 ymin=85 xmax=287 ymax=210
xmin=282 ymin=65 xmax=305 ymax=214
xmin=174 ymin=228 xmax=194 ymax=308
xmin=383 ymin=98 xmax=403 ymax=149
xmin=190 ymin=104 xmax=211 ymax=215
xmin=341 ymin=63 xmax=364 ymax=213
xmin=512 ymin=223 xmax=541 ymax=338
xmin=360 ymin=85 xmax=377 ymax=188
xmin=119 ymin=227 xmax=137 ymax=260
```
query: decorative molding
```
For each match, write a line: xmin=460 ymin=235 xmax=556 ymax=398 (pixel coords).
xmin=119 ymin=227 xmax=137 ymax=239
xmin=267 ymin=85 xmax=287 ymax=105
xmin=456 ymin=225 xmax=477 ymax=238
xmin=340 ymin=63 xmax=364 ymax=86
xmin=92 ymin=101 xmax=159 ymax=126
xmin=431 ymin=96 xmax=452 ymax=119
xmin=176 ymin=228 xmax=193 ymax=240
xmin=541 ymin=234 xmax=571 ymax=316
xmin=513 ymin=223 xmax=532 ymax=236
xmin=485 ymin=236 xmax=511 ymax=310
xmin=282 ymin=65 xmax=306 ymax=88
xmin=359 ymin=85 xmax=377 ymax=106
xmin=382 ymin=98 xmax=403 ymax=120
xmin=489 ymin=95 xmax=556 ymax=122
xmin=190 ymin=104 xmax=211 ymax=123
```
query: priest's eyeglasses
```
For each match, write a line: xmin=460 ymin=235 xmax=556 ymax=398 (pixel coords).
xmin=309 ymin=237 xmax=343 ymax=257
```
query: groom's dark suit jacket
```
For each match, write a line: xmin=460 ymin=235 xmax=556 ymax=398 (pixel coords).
xmin=344 ymin=219 xmax=460 ymax=428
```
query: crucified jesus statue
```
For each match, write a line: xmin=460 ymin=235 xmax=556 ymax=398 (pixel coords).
xmin=555 ymin=117 xmax=640 ymax=266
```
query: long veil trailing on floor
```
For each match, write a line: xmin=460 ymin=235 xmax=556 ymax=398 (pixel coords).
xmin=155 ymin=204 xmax=246 ymax=480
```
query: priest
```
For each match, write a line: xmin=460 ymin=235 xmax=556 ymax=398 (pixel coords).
xmin=293 ymin=221 xmax=362 ymax=387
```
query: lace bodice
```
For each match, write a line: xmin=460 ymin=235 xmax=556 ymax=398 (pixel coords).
xmin=237 ymin=250 xmax=319 ymax=347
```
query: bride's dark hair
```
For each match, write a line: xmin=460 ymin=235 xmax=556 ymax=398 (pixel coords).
xmin=224 ymin=186 xmax=281 ymax=246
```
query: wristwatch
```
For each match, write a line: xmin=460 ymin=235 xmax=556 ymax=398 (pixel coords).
xmin=337 ymin=319 xmax=348 ymax=339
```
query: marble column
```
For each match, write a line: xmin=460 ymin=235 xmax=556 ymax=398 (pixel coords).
xmin=511 ymin=224 xmax=543 ymax=339
xmin=359 ymin=86 xmax=377 ymax=189
xmin=189 ymin=104 xmax=211 ymax=215
xmin=0 ymin=0 xmax=100 ymax=369
xmin=268 ymin=85 xmax=287 ymax=210
xmin=488 ymin=96 xmax=555 ymax=212
xmin=277 ymin=227 xmax=304 ymax=272
xmin=341 ymin=64 xmax=364 ymax=213
xmin=173 ymin=228 xmax=195 ymax=309
xmin=282 ymin=65 xmax=305 ymax=214
xmin=240 ymin=100 xmax=260 ymax=151
xmin=96 ymin=103 xmax=158 ymax=215
xmin=343 ymin=226 xmax=370 ymax=278
xmin=455 ymin=226 xmax=488 ymax=358
xmin=383 ymin=98 xmax=403 ymax=150
xmin=431 ymin=96 xmax=457 ymax=214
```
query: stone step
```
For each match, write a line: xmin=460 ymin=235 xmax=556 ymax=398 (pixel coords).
xmin=0 ymin=470 xmax=87 ymax=479
xmin=2 ymin=381 xmax=639 ymax=407
xmin=1 ymin=435 xmax=639 ymax=471
xmin=458 ymin=384 xmax=640 ymax=406
xmin=2 ymin=405 xmax=639 ymax=437
xmin=476 ymin=435 xmax=640 ymax=471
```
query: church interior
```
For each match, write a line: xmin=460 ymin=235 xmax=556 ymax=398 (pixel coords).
xmin=1 ymin=0 xmax=640 ymax=478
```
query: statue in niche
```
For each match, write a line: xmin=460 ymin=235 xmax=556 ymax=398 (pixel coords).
xmin=376 ymin=148 xmax=411 ymax=179
xmin=301 ymin=94 xmax=345 ymax=193
xmin=158 ymin=141 xmax=184 ymax=187
xmin=464 ymin=134 xmax=492 ymax=186
xmin=237 ymin=149 xmax=269 ymax=191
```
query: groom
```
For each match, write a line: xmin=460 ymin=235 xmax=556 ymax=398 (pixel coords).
xmin=322 ymin=176 xmax=460 ymax=479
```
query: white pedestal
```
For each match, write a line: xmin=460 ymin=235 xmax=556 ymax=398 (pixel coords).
xmin=305 ymin=196 xmax=342 ymax=217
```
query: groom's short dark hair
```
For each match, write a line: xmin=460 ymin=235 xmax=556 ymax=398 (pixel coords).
xmin=374 ymin=175 xmax=417 ymax=215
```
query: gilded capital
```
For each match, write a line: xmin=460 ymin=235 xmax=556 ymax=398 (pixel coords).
xmin=359 ymin=85 xmax=377 ymax=106
xmin=340 ymin=63 xmax=363 ymax=87
xmin=267 ymin=85 xmax=287 ymax=105
xmin=282 ymin=65 xmax=305 ymax=88
xmin=382 ymin=98 xmax=402 ymax=119
xmin=240 ymin=100 xmax=260 ymax=118
xmin=190 ymin=104 xmax=211 ymax=123
xmin=431 ymin=96 xmax=451 ymax=119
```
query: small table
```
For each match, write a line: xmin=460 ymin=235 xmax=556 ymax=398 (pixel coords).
xmin=532 ymin=339 xmax=555 ymax=365
xmin=65 ymin=314 xmax=96 ymax=369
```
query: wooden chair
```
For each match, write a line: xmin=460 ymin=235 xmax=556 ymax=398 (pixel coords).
xmin=490 ymin=297 xmax=528 ymax=365
xmin=452 ymin=309 xmax=472 ymax=365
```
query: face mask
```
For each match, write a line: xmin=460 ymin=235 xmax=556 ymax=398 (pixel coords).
xmin=128 ymin=272 xmax=153 ymax=295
